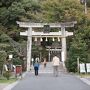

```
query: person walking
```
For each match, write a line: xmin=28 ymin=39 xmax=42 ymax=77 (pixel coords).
xmin=43 ymin=58 xmax=47 ymax=68
xmin=33 ymin=61 xmax=39 ymax=76
xmin=31 ymin=58 xmax=34 ymax=66
xmin=52 ymin=55 xmax=60 ymax=77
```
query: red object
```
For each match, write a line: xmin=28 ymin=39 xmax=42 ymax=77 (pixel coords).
xmin=16 ymin=65 xmax=22 ymax=74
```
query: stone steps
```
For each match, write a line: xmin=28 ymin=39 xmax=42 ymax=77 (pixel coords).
xmin=31 ymin=62 xmax=67 ymax=74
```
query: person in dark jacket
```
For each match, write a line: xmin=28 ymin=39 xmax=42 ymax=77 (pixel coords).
xmin=34 ymin=61 xmax=39 ymax=76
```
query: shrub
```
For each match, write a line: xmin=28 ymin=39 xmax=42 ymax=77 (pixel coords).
xmin=3 ymin=71 xmax=11 ymax=80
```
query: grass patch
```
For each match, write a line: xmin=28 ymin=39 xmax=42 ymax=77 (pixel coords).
xmin=0 ymin=76 xmax=17 ymax=83
xmin=79 ymin=73 xmax=90 ymax=78
xmin=74 ymin=72 xmax=90 ymax=78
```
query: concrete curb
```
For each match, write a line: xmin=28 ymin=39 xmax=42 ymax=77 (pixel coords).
xmin=80 ymin=78 xmax=90 ymax=86
xmin=72 ymin=75 xmax=90 ymax=86
xmin=3 ymin=81 xmax=19 ymax=90
xmin=3 ymin=72 xmax=27 ymax=90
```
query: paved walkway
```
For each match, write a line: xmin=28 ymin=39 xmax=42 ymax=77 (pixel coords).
xmin=11 ymin=72 xmax=90 ymax=90
xmin=0 ymin=84 xmax=9 ymax=90
xmin=1 ymin=62 xmax=90 ymax=90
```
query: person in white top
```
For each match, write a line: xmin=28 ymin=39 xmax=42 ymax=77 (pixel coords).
xmin=52 ymin=55 xmax=60 ymax=77
xmin=43 ymin=58 xmax=47 ymax=68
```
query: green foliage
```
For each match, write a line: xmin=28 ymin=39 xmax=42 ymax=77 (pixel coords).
xmin=8 ymin=2 xmax=25 ymax=21
xmin=87 ymin=0 xmax=90 ymax=7
xmin=66 ymin=41 xmax=87 ymax=72
xmin=0 ymin=34 xmax=20 ymax=53
xmin=0 ymin=7 xmax=9 ymax=25
xmin=40 ymin=0 xmax=85 ymax=23
xmin=13 ymin=58 xmax=23 ymax=65
xmin=0 ymin=0 xmax=24 ymax=25
xmin=0 ymin=77 xmax=16 ymax=83
xmin=0 ymin=34 xmax=10 ymax=42
xmin=66 ymin=25 xmax=90 ymax=72
xmin=41 ymin=48 xmax=48 ymax=58
xmin=0 ymin=51 xmax=7 ymax=73
xmin=3 ymin=71 xmax=11 ymax=80
xmin=0 ymin=33 xmax=22 ymax=69
xmin=20 ymin=0 xmax=41 ymax=22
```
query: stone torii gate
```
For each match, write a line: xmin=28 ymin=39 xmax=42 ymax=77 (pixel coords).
xmin=17 ymin=21 xmax=77 ymax=71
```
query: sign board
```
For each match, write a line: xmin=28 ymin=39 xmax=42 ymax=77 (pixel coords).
xmin=79 ymin=63 xmax=86 ymax=73
xmin=9 ymin=54 xmax=13 ymax=59
xmin=86 ymin=63 xmax=90 ymax=73
xmin=44 ymin=25 xmax=50 ymax=33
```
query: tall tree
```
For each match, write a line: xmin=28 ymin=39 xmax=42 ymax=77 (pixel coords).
xmin=40 ymin=0 xmax=85 ymax=23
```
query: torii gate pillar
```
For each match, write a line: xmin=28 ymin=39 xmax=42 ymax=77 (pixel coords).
xmin=27 ymin=27 xmax=32 ymax=71
xmin=61 ymin=26 xmax=67 ymax=67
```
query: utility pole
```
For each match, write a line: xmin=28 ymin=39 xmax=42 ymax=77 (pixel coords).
xmin=84 ymin=0 xmax=87 ymax=14
xmin=80 ymin=0 xmax=87 ymax=14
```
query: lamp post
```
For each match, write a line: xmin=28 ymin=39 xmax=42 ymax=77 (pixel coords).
xmin=46 ymin=46 xmax=51 ymax=62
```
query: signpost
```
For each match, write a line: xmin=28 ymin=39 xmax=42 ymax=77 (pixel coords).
xmin=9 ymin=54 xmax=13 ymax=59
xmin=86 ymin=63 xmax=90 ymax=73
xmin=8 ymin=54 xmax=13 ymax=71
xmin=79 ymin=63 xmax=86 ymax=73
